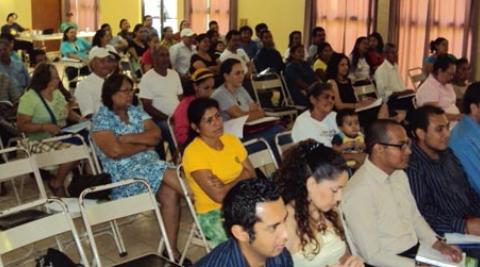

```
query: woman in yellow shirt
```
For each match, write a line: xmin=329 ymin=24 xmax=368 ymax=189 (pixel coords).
xmin=182 ymin=97 xmax=255 ymax=247
xmin=312 ymin=42 xmax=333 ymax=82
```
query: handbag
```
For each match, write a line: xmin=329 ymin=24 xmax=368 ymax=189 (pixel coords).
xmin=67 ymin=172 xmax=111 ymax=200
xmin=36 ymin=248 xmax=83 ymax=267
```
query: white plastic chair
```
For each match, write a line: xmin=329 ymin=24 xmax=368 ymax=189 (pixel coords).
xmin=0 ymin=198 xmax=89 ymax=267
xmin=408 ymin=67 xmax=426 ymax=90
xmin=79 ymin=179 xmax=175 ymax=267
xmin=243 ymin=138 xmax=279 ymax=177
xmin=0 ymin=147 xmax=47 ymax=208
xmin=175 ymin=165 xmax=211 ymax=264
xmin=274 ymin=131 xmax=294 ymax=158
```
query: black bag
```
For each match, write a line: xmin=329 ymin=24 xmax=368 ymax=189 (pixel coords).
xmin=36 ymin=248 xmax=83 ymax=267
xmin=67 ymin=172 xmax=111 ymax=200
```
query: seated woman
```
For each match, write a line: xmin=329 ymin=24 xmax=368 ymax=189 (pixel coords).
xmin=283 ymin=31 xmax=303 ymax=61
xmin=366 ymin=32 xmax=385 ymax=72
xmin=284 ymin=44 xmax=319 ymax=106
xmin=274 ymin=140 xmax=364 ymax=267
xmin=140 ymin=34 xmax=160 ymax=73
xmin=190 ymin=33 xmax=219 ymax=75
xmin=348 ymin=37 xmax=370 ymax=81
xmin=326 ymin=53 xmax=387 ymax=128
xmin=172 ymin=68 xmax=214 ymax=147
xmin=423 ymin=37 xmax=452 ymax=76
xmin=100 ymin=23 xmax=129 ymax=53
xmin=212 ymin=58 xmax=284 ymax=160
xmin=160 ymin=26 xmax=177 ymax=48
xmin=16 ymin=63 xmax=83 ymax=196
xmin=182 ymin=97 xmax=255 ymax=247
xmin=291 ymin=83 xmax=365 ymax=167
xmin=60 ymin=26 xmax=91 ymax=88
xmin=129 ymin=24 xmax=149 ymax=59
xmin=312 ymin=42 xmax=333 ymax=81
xmin=90 ymin=73 xmax=188 ymax=263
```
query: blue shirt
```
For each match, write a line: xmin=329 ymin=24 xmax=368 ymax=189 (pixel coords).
xmin=406 ymin=142 xmax=480 ymax=234
xmin=195 ymin=238 xmax=293 ymax=267
xmin=60 ymin=37 xmax=91 ymax=60
xmin=449 ymin=116 xmax=480 ymax=197
xmin=241 ymin=40 xmax=259 ymax=59
xmin=0 ymin=60 xmax=29 ymax=95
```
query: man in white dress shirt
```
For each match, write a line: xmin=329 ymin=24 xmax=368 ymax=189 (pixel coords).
xmin=169 ymin=28 xmax=194 ymax=77
xmin=220 ymin=29 xmax=254 ymax=76
xmin=341 ymin=119 xmax=461 ymax=267
xmin=374 ymin=43 xmax=409 ymax=99
xmin=74 ymin=46 xmax=118 ymax=118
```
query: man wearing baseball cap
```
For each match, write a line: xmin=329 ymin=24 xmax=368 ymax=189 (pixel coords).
xmin=74 ymin=46 xmax=119 ymax=118
xmin=169 ymin=28 xmax=195 ymax=76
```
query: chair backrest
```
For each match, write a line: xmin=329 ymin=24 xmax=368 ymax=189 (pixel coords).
xmin=0 ymin=198 xmax=89 ymax=267
xmin=243 ymin=138 xmax=278 ymax=172
xmin=352 ymin=80 xmax=378 ymax=101
xmin=408 ymin=67 xmax=426 ymax=90
xmin=33 ymin=134 xmax=99 ymax=175
xmin=274 ymin=131 xmax=294 ymax=158
xmin=167 ymin=116 xmax=180 ymax=160
xmin=79 ymin=179 xmax=174 ymax=267
xmin=175 ymin=165 xmax=211 ymax=251
xmin=279 ymin=71 xmax=295 ymax=106
xmin=0 ymin=147 xmax=47 ymax=204
xmin=250 ymin=73 xmax=289 ymax=109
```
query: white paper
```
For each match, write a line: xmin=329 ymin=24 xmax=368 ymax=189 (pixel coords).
xmin=355 ymin=98 xmax=383 ymax=112
xmin=415 ymin=244 xmax=465 ymax=267
xmin=223 ymin=116 xmax=248 ymax=139
xmin=244 ymin=116 xmax=279 ymax=126
xmin=445 ymin=233 xmax=480 ymax=245
xmin=61 ymin=121 xmax=91 ymax=134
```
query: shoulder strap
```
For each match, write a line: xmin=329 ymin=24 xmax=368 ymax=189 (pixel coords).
xmin=33 ymin=90 xmax=57 ymax=125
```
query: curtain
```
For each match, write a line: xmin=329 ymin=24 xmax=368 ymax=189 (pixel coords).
xmin=65 ymin=0 xmax=98 ymax=32
xmin=395 ymin=0 xmax=473 ymax=88
xmin=312 ymin=0 xmax=374 ymax=54
xmin=188 ymin=0 xmax=231 ymax=34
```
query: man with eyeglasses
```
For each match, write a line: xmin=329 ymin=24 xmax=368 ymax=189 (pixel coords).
xmin=406 ymin=105 xmax=480 ymax=259
xmin=341 ymin=119 xmax=461 ymax=267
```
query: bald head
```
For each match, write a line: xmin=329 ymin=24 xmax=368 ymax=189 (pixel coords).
xmin=152 ymin=44 xmax=170 ymax=69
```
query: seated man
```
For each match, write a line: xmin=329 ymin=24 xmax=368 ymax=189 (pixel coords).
xmin=406 ymin=105 xmax=480 ymax=238
xmin=168 ymin=28 xmax=194 ymax=77
xmin=0 ymin=72 xmax=19 ymax=104
xmin=195 ymin=178 xmax=292 ymax=267
xmin=341 ymin=119 xmax=461 ymax=266
xmin=449 ymin=82 xmax=480 ymax=197
xmin=74 ymin=46 xmax=118 ymax=118
xmin=0 ymin=39 xmax=28 ymax=95
xmin=139 ymin=44 xmax=182 ymax=158
xmin=220 ymin=30 xmax=254 ymax=77
xmin=253 ymin=30 xmax=285 ymax=73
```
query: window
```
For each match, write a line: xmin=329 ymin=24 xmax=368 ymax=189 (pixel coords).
xmin=394 ymin=0 xmax=473 ymax=87
xmin=188 ymin=0 xmax=231 ymax=34
xmin=313 ymin=0 xmax=375 ymax=54
xmin=143 ymin=0 xmax=179 ymax=34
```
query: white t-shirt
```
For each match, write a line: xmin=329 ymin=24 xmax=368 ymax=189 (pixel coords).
xmin=74 ymin=73 xmax=105 ymax=116
xmin=138 ymin=68 xmax=183 ymax=115
xmin=219 ymin=48 xmax=250 ymax=73
xmin=291 ymin=110 xmax=339 ymax=147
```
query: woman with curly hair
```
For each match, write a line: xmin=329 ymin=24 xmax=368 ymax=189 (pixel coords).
xmin=274 ymin=140 xmax=364 ymax=267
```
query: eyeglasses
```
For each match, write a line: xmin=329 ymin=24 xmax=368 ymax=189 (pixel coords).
xmin=378 ymin=140 xmax=411 ymax=151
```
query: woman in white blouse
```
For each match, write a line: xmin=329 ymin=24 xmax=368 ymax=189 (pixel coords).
xmin=274 ymin=140 xmax=364 ymax=267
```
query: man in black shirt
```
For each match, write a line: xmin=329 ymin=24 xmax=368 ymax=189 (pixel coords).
xmin=254 ymin=30 xmax=285 ymax=73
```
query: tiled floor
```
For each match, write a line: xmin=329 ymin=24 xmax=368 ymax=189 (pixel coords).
xmin=0 ymin=177 xmax=208 ymax=267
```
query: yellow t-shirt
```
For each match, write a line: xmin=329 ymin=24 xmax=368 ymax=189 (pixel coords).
xmin=313 ymin=58 xmax=327 ymax=72
xmin=182 ymin=134 xmax=247 ymax=214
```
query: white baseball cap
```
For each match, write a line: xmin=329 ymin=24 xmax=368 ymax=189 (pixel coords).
xmin=180 ymin=28 xmax=195 ymax=38
xmin=88 ymin=46 xmax=119 ymax=61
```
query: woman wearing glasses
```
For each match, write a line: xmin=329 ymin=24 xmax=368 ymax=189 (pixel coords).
xmin=90 ymin=73 xmax=190 ymax=264
xmin=274 ymin=140 xmax=364 ymax=267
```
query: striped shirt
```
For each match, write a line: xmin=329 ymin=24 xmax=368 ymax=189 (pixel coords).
xmin=406 ymin=142 xmax=480 ymax=234
xmin=195 ymin=238 xmax=293 ymax=267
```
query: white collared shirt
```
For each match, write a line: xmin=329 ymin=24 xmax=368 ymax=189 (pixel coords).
xmin=220 ymin=48 xmax=250 ymax=74
xmin=374 ymin=60 xmax=406 ymax=98
xmin=74 ymin=73 xmax=105 ymax=116
xmin=169 ymin=41 xmax=194 ymax=75
xmin=341 ymin=158 xmax=438 ymax=267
